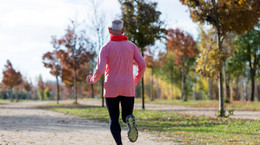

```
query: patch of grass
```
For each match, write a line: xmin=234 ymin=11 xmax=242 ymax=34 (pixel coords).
xmin=0 ymin=99 xmax=32 ymax=104
xmin=0 ymin=99 xmax=10 ymax=104
xmin=40 ymin=103 xmax=260 ymax=144
xmin=144 ymin=99 xmax=260 ymax=111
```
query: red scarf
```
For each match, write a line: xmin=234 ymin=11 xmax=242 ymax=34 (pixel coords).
xmin=110 ymin=35 xmax=128 ymax=41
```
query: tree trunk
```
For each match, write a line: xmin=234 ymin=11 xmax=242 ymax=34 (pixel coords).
xmin=250 ymin=71 xmax=255 ymax=102
xmin=150 ymin=68 xmax=154 ymax=101
xmin=170 ymin=65 xmax=174 ymax=99
xmin=193 ymin=82 xmax=196 ymax=100
xmin=16 ymin=90 xmax=19 ymax=102
xmin=73 ymin=61 xmax=77 ymax=104
xmin=219 ymin=72 xmax=225 ymax=116
xmin=91 ymin=84 xmax=94 ymax=98
xmin=10 ymin=87 xmax=13 ymax=102
xmin=56 ymin=75 xmax=60 ymax=104
xmin=223 ymin=61 xmax=229 ymax=102
xmin=257 ymin=84 xmax=260 ymax=101
xmin=226 ymin=77 xmax=231 ymax=101
xmin=181 ymin=61 xmax=187 ymax=101
xmin=212 ymin=0 xmax=225 ymax=116
xmin=141 ymin=77 xmax=145 ymax=109
xmin=156 ymin=79 xmax=161 ymax=99
xmin=101 ymin=74 xmax=105 ymax=107
xmin=141 ymin=48 xmax=145 ymax=109
xmin=234 ymin=76 xmax=240 ymax=101
xmin=208 ymin=78 xmax=213 ymax=100
xmin=41 ymin=91 xmax=44 ymax=101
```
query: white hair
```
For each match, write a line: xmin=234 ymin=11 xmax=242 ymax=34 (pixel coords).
xmin=109 ymin=20 xmax=124 ymax=31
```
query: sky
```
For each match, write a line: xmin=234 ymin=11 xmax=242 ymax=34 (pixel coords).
xmin=0 ymin=0 xmax=199 ymax=84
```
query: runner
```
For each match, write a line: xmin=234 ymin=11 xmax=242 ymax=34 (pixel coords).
xmin=86 ymin=19 xmax=146 ymax=145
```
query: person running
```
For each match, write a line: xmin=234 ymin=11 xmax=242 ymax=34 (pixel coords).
xmin=86 ymin=19 xmax=146 ymax=145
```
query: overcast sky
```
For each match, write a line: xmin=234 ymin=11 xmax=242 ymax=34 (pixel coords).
xmin=0 ymin=0 xmax=199 ymax=84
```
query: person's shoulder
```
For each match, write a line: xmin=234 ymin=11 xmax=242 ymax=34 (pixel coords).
xmin=126 ymin=40 xmax=137 ymax=47
xmin=101 ymin=42 xmax=112 ymax=49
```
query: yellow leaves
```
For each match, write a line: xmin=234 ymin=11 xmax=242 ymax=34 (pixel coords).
xmin=196 ymin=44 xmax=223 ymax=78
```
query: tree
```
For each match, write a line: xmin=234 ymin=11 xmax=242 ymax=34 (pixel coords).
xmin=154 ymin=46 xmax=184 ymax=99
xmin=180 ymin=0 xmax=260 ymax=116
xmin=23 ymin=80 xmax=32 ymax=99
xmin=57 ymin=20 xmax=95 ymax=104
xmin=119 ymin=0 xmax=166 ymax=109
xmin=167 ymin=28 xmax=198 ymax=101
xmin=37 ymin=75 xmax=45 ymax=100
xmin=89 ymin=0 xmax=107 ymax=107
xmin=42 ymin=36 xmax=62 ymax=104
xmin=196 ymin=25 xmax=218 ymax=100
xmin=2 ymin=60 xmax=23 ymax=101
xmin=61 ymin=64 xmax=91 ymax=87
xmin=144 ymin=46 xmax=159 ymax=101
xmin=235 ymin=24 xmax=260 ymax=101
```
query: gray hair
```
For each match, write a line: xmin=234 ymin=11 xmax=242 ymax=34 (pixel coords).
xmin=109 ymin=20 xmax=124 ymax=31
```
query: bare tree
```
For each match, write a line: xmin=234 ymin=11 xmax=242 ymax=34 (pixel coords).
xmin=89 ymin=0 xmax=107 ymax=107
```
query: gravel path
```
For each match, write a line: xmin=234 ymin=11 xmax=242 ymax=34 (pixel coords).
xmin=0 ymin=102 xmax=173 ymax=145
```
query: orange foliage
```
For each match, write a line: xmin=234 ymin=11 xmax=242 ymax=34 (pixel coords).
xmin=167 ymin=28 xmax=198 ymax=67
xmin=179 ymin=0 xmax=260 ymax=36
xmin=2 ymin=60 xmax=23 ymax=88
xmin=23 ymin=81 xmax=32 ymax=93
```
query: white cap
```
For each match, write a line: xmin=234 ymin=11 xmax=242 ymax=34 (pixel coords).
xmin=109 ymin=20 xmax=124 ymax=31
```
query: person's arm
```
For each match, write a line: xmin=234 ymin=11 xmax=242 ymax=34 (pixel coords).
xmin=86 ymin=46 xmax=107 ymax=84
xmin=133 ymin=45 xmax=146 ymax=86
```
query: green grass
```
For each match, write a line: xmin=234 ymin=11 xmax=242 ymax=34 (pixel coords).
xmin=0 ymin=99 xmax=10 ymax=104
xmin=0 ymin=99 xmax=36 ymax=104
xmin=142 ymin=99 xmax=260 ymax=111
xmin=40 ymin=103 xmax=260 ymax=144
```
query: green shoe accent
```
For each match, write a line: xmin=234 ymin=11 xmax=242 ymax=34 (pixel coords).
xmin=126 ymin=115 xmax=138 ymax=142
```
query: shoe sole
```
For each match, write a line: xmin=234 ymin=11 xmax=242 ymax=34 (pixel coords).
xmin=126 ymin=115 xmax=138 ymax=142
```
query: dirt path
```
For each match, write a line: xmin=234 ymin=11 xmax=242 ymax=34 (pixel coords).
xmin=79 ymin=100 xmax=260 ymax=120
xmin=0 ymin=102 xmax=173 ymax=145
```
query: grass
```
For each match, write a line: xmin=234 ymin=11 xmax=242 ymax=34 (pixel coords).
xmin=141 ymin=99 xmax=260 ymax=111
xmin=0 ymin=99 xmax=37 ymax=104
xmin=0 ymin=99 xmax=11 ymax=104
xmin=40 ymin=103 xmax=260 ymax=144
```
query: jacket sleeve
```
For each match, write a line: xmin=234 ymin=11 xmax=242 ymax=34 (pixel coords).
xmin=87 ymin=46 xmax=107 ymax=84
xmin=133 ymin=45 xmax=146 ymax=86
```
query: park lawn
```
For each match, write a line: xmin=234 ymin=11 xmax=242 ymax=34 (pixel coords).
xmin=0 ymin=99 xmax=10 ymax=104
xmin=140 ymin=99 xmax=260 ymax=111
xmin=40 ymin=103 xmax=260 ymax=144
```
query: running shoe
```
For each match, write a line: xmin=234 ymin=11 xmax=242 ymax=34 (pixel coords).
xmin=126 ymin=115 xmax=138 ymax=142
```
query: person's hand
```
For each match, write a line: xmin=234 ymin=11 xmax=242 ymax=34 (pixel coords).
xmin=86 ymin=75 xmax=92 ymax=84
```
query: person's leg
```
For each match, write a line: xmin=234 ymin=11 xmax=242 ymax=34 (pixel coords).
xmin=106 ymin=97 xmax=122 ymax=145
xmin=120 ymin=96 xmax=135 ymax=123
xmin=120 ymin=96 xmax=138 ymax=142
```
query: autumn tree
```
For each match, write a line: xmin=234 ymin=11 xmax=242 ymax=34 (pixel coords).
xmin=23 ymin=80 xmax=32 ymax=99
xmin=180 ymin=0 xmax=260 ymax=116
xmin=167 ymin=28 xmax=198 ymax=101
xmin=57 ymin=20 xmax=95 ymax=104
xmin=234 ymin=23 xmax=260 ymax=101
xmin=196 ymin=25 xmax=217 ymax=100
xmin=156 ymin=51 xmax=182 ymax=99
xmin=61 ymin=64 xmax=91 ymax=87
xmin=42 ymin=36 xmax=63 ymax=104
xmin=144 ymin=46 xmax=159 ymax=101
xmin=37 ymin=75 xmax=45 ymax=100
xmin=119 ymin=0 xmax=166 ymax=109
xmin=2 ymin=60 xmax=23 ymax=101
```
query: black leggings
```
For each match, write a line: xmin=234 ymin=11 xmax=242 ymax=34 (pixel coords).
xmin=106 ymin=96 xmax=135 ymax=145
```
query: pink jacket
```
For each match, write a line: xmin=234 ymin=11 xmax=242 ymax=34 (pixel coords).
xmin=87 ymin=40 xmax=146 ymax=98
